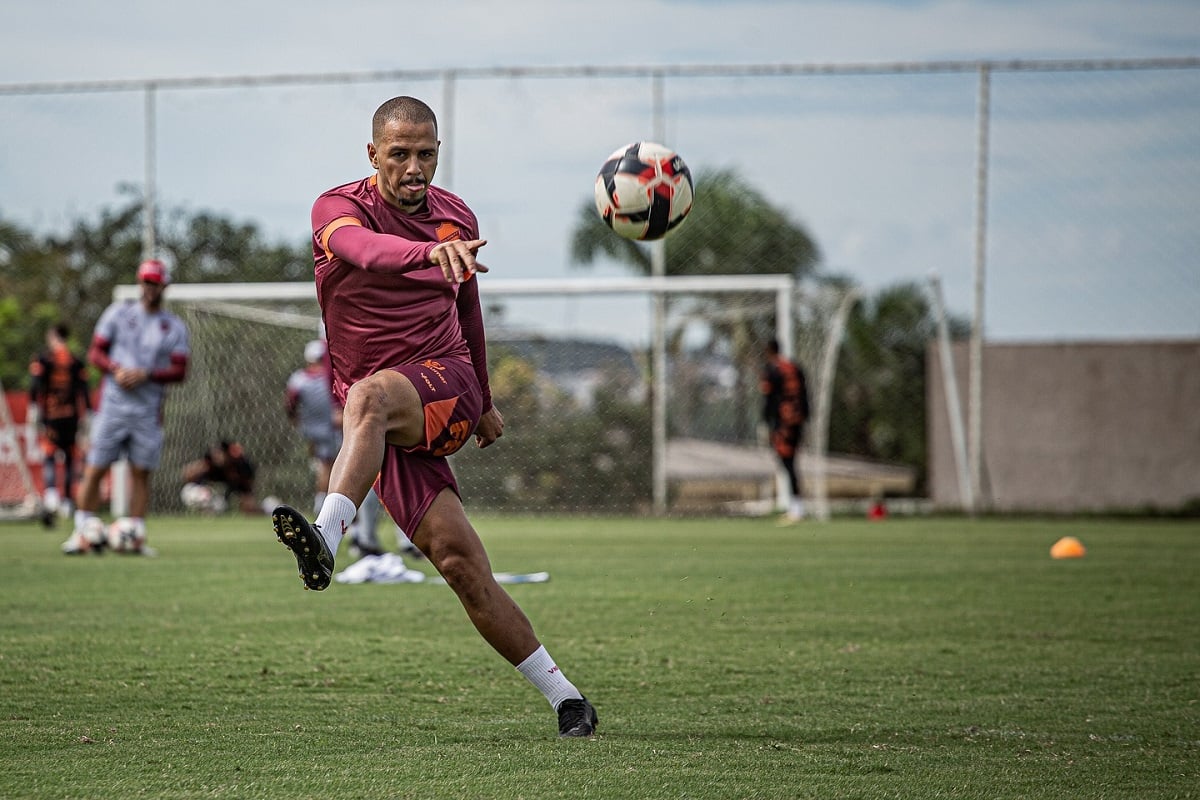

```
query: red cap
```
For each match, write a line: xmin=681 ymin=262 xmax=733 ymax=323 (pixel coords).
xmin=137 ymin=259 xmax=171 ymax=285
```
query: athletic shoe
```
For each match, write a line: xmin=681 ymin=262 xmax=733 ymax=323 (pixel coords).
xmin=556 ymin=697 xmax=598 ymax=738
xmin=61 ymin=529 xmax=91 ymax=555
xmin=41 ymin=508 xmax=57 ymax=528
xmin=272 ymin=504 xmax=334 ymax=591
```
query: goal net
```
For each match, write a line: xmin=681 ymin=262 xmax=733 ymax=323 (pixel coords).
xmin=138 ymin=277 xmax=855 ymax=518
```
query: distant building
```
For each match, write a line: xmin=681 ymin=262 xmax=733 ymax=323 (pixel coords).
xmin=490 ymin=335 xmax=644 ymax=410
xmin=928 ymin=339 xmax=1200 ymax=513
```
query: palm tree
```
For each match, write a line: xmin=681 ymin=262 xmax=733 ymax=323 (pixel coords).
xmin=571 ymin=167 xmax=820 ymax=279
xmin=830 ymin=281 xmax=970 ymax=491
xmin=570 ymin=167 xmax=823 ymax=441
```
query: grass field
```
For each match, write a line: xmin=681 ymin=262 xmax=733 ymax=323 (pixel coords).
xmin=2 ymin=513 xmax=1197 ymax=799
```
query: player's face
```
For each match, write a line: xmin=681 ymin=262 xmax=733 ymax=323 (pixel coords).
xmin=369 ymin=119 xmax=439 ymax=213
xmin=140 ymin=279 xmax=166 ymax=310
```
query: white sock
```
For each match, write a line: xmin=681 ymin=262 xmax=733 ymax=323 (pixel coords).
xmin=516 ymin=645 xmax=583 ymax=710
xmin=313 ymin=493 xmax=356 ymax=556
xmin=74 ymin=509 xmax=95 ymax=530
xmin=44 ymin=487 xmax=60 ymax=512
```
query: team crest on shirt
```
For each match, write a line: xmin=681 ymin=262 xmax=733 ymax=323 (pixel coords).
xmin=435 ymin=222 xmax=462 ymax=243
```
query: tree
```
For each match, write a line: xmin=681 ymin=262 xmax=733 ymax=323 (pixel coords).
xmin=0 ymin=199 xmax=311 ymax=390
xmin=570 ymin=167 xmax=824 ymax=441
xmin=571 ymin=167 xmax=820 ymax=279
xmin=829 ymin=281 xmax=969 ymax=492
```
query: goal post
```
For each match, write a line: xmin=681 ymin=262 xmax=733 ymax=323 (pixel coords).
xmin=132 ymin=275 xmax=855 ymax=519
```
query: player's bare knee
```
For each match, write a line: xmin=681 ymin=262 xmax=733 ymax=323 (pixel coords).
xmin=343 ymin=377 xmax=392 ymax=431
xmin=433 ymin=548 xmax=492 ymax=602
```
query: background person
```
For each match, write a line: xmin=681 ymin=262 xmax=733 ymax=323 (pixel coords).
xmin=28 ymin=322 xmax=92 ymax=528
xmin=64 ymin=258 xmax=190 ymax=554
xmin=181 ymin=440 xmax=260 ymax=515
xmin=270 ymin=95 xmax=596 ymax=737
xmin=761 ymin=337 xmax=810 ymax=523
xmin=285 ymin=339 xmax=341 ymax=516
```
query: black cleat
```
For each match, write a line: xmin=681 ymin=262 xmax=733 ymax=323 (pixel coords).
xmin=556 ymin=697 xmax=598 ymax=738
xmin=272 ymin=505 xmax=334 ymax=591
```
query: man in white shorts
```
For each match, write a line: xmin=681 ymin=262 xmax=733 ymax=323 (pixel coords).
xmin=63 ymin=258 xmax=190 ymax=554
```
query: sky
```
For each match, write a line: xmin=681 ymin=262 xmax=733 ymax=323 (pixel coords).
xmin=1 ymin=0 xmax=1198 ymax=347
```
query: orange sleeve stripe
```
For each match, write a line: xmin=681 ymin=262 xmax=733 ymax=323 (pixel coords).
xmin=319 ymin=216 xmax=364 ymax=259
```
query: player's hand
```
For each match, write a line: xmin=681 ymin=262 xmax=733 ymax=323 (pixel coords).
xmin=114 ymin=366 xmax=148 ymax=390
xmin=474 ymin=406 xmax=504 ymax=449
xmin=429 ymin=238 xmax=489 ymax=284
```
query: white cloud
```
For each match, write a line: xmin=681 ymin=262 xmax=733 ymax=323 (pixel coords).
xmin=1 ymin=1 xmax=1197 ymax=344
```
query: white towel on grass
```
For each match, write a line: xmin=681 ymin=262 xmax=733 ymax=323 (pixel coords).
xmin=335 ymin=553 xmax=426 ymax=584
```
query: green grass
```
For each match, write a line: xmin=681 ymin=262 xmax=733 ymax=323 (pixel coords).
xmin=2 ymin=514 xmax=1198 ymax=799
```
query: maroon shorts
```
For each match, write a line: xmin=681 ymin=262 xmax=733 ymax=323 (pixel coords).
xmin=374 ymin=357 xmax=482 ymax=538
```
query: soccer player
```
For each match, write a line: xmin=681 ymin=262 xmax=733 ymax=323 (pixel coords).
xmin=285 ymin=339 xmax=342 ymax=515
xmin=63 ymin=258 xmax=190 ymax=554
xmin=761 ymin=338 xmax=811 ymax=522
xmin=28 ymin=323 xmax=92 ymax=527
xmin=270 ymin=95 xmax=597 ymax=738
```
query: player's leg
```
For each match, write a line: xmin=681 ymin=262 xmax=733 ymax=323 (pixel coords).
xmin=332 ymin=369 xmax=425 ymax=503
xmin=74 ymin=464 xmax=107 ymax=516
xmin=273 ymin=369 xmax=424 ymax=590
xmin=127 ymin=465 xmax=151 ymax=520
xmin=72 ymin=411 xmax=118 ymax=534
xmin=413 ymin=488 xmax=597 ymax=737
xmin=61 ymin=434 xmax=77 ymax=518
xmin=775 ymin=425 xmax=804 ymax=521
xmin=39 ymin=438 xmax=59 ymax=527
xmin=414 ymin=488 xmax=539 ymax=663
xmin=311 ymin=449 xmax=330 ymax=514
xmin=348 ymin=486 xmax=385 ymax=557
xmin=67 ymin=460 xmax=111 ymax=553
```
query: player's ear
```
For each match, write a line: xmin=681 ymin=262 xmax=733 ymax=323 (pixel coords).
xmin=367 ymin=142 xmax=378 ymax=169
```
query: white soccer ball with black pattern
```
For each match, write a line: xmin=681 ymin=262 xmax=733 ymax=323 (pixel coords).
xmin=83 ymin=516 xmax=109 ymax=551
xmin=594 ymin=142 xmax=694 ymax=241
xmin=107 ymin=517 xmax=146 ymax=553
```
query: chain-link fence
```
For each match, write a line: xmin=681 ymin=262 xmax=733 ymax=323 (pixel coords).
xmin=3 ymin=60 xmax=1196 ymax=342
xmin=153 ymin=278 xmax=856 ymax=517
xmin=5 ymin=59 xmax=1197 ymax=517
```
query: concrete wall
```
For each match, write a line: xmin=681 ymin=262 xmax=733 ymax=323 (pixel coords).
xmin=927 ymin=340 xmax=1200 ymax=513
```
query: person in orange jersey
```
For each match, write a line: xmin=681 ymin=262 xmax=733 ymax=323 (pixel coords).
xmin=761 ymin=338 xmax=811 ymax=523
xmin=28 ymin=323 xmax=92 ymax=527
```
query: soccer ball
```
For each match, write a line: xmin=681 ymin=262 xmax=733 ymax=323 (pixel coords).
xmin=594 ymin=142 xmax=693 ymax=241
xmin=181 ymin=482 xmax=212 ymax=511
xmin=61 ymin=516 xmax=109 ymax=555
xmin=82 ymin=516 xmax=109 ymax=551
xmin=181 ymin=482 xmax=226 ymax=514
xmin=107 ymin=517 xmax=146 ymax=554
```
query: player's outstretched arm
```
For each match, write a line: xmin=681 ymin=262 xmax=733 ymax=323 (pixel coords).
xmin=429 ymin=238 xmax=488 ymax=284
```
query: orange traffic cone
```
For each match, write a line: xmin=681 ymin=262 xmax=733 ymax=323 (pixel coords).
xmin=1050 ymin=536 xmax=1086 ymax=559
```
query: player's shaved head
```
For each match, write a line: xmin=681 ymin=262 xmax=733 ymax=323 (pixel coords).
xmin=372 ymin=96 xmax=438 ymax=141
